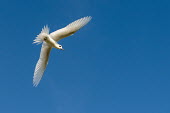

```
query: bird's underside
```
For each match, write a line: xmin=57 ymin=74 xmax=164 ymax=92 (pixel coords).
xmin=33 ymin=16 xmax=92 ymax=87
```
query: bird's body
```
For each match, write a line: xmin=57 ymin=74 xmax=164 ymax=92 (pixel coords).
xmin=33 ymin=16 xmax=92 ymax=87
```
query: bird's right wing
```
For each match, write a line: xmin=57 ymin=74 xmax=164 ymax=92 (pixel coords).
xmin=33 ymin=43 xmax=52 ymax=87
xmin=50 ymin=16 xmax=92 ymax=42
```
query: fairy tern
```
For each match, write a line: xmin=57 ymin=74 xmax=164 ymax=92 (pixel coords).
xmin=33 ymin=16 xmax=92 ymax=87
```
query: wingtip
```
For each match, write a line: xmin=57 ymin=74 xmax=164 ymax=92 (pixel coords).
xmin=82 ymin=16 xmax=92 ymax=23
xmin=85 ymin=16 xmax=92 ymax=20
xmin=33 ymin=76 xmax=40 ymax=87
xmin=33 ymin=80 xmax=39 ymax=87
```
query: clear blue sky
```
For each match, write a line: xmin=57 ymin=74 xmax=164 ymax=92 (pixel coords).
xmin=0 ymin=0 xmax=170 ymax=113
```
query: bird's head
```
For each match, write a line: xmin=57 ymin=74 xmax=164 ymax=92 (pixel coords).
xmin=56 ymin=44 xmax=64 ymax=50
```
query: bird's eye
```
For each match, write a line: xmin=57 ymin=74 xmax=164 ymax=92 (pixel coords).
xmin=44 ymin=37 xmax=47 ymax=40
xmin=59 ymin=45 xmax=61 ymax=48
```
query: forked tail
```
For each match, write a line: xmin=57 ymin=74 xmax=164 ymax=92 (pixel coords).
xmin=33 ymin=25 xmax=50 ymax=45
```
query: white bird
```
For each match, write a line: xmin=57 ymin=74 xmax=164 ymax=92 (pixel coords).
xmin=33 ymin=16 xmax=92 ymax=87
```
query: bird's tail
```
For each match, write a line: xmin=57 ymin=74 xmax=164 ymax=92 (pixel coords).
xmin=33 ymin=25 xmax=50 ymax=45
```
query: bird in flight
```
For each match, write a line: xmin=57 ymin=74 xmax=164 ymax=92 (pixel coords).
xmin=33 ymin=16 xmax=92 ymax=87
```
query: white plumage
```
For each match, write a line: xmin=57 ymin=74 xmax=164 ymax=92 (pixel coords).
xmin=33 ymin=25 xmax=50 ymax=45
xmin=33 ymin=43 xmax=52 ymax=86
xmin=33 ymin=16 xmax=92 ymax=87
xmin=50 ymin=16 xmax=92 ymax=41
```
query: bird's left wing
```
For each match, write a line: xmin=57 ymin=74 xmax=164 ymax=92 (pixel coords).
xmin=33 ymin=43 xmax=52 ymax=87
xmin=50 ymin=16 xmax=92 ymax=42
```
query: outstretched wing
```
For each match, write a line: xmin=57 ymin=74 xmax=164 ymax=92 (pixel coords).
xmin=33 ymin=43 xmax=52 ymax=87
xmin=50 ymin=16 xmax=92 ymax=42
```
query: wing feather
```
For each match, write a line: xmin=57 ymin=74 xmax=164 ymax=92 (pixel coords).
xmin=33 ymin=43 xmax=52 ymax=87
xmin=50 ymin=16 xmax=92 ymax=42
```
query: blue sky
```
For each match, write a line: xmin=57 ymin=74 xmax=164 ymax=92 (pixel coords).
xmin=0 ymin=0 xmax=170 ymax=113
